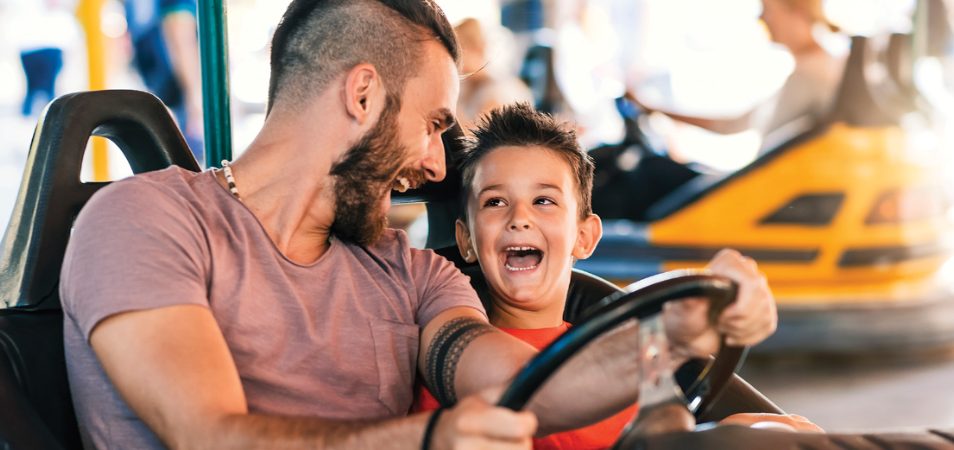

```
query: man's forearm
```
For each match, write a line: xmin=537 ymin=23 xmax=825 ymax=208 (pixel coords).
xmin=432 ymin=314 xmax=641 ymax=437
xmin=526 ymin=321 xmax=640 ymax=436
xmin=177 ymin=411 xmax=431 ymax=450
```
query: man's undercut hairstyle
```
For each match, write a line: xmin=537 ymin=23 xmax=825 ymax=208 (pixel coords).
xmin=424 ymin=317 xmax=495 ymax=407
xmin=458 ymin=102 xmax=595 ymax=220
xmin=267 ymin=0 xmax=460 ymax=114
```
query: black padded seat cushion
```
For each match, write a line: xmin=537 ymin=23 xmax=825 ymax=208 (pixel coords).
xmin=0 ymin=90 xmax=199 ymax=449
xmin=0 ymin=308 xmax=79 ymax=449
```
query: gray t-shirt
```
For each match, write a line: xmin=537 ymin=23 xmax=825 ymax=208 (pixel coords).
xmin=757 ymin=50 xmax=846 ymax=153
xmin=60 ymin=166 xmax=484 ymax=449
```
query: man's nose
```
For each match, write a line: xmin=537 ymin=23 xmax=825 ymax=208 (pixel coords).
xmin=422 ymin=134 xmax=447 ymax=182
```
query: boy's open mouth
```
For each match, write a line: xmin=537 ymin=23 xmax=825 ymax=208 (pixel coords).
xmin=504 ymin=246 xmax=543 ymax=272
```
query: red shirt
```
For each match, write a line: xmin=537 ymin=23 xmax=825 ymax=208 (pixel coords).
xmin=413 ymin=322 xmax=639 ymax=450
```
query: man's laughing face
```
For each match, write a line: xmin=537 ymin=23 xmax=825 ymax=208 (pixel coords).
xmin=329 ymin=96 xmax=424 ymax=246
xmin=329 ymin=41 xmax=459 ymax=246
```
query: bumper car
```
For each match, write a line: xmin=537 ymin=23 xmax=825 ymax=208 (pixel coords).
xmin=577 ymin=33 xmax=954 ymax=354
xmin=1 ymin=88 xmax=953 ymax=449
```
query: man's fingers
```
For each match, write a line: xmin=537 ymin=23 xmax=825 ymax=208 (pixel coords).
xmin=721 ymin=319 xmax=777 ymax=346
xmin=476 ymin=385 xmax=505 ymax=404
xmin=706 ymin=249 xmax=777 ymax=346
xmin=454 ymin=405 xmax=538 ymax=440
xmin=454 ymin=436 xmax=534 ymax=450
xmin=437 ymin=396 xmax=537 ymax=449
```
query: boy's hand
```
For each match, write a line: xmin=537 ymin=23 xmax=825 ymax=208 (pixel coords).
xmin=663 ymin=249 xmax=778 ymax=358
xmin=721 ymin=413 xmax=824 ymax=432
xmin=432 ymin=389 xmax=537 ymax=450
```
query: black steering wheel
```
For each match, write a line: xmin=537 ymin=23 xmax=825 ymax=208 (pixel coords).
xmin=496 ymin=270 xmax=748 ymax=443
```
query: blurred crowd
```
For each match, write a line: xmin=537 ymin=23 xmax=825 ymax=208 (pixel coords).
xmin=0 ymin=0 xmax=952 ymax=210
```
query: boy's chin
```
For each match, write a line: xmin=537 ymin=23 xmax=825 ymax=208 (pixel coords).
xmin=496 ymin=286 xmax=546 ymax=309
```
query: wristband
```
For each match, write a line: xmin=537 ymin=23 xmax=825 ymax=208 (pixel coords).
xmin=421 ymin=407 xmax=444 ymax=450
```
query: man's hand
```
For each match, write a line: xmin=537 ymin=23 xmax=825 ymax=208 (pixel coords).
xmin=663 ymin=249 xmax=778 ymax=358
xmin=431 ymin=389 xmax=537 ymax=450
xmin=708 ymin=249 xmax=777 ymax=346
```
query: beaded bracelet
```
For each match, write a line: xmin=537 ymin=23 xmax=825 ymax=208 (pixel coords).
xmin=421 ymin=407 xmax=444 ymax=450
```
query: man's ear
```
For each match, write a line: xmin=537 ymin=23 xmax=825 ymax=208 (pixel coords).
xmin=572 ymin=213 xmax=603 ymax=260
xmin=343 ymin=63 xmax=381 ymax=124
xmin=455 ymin=219 xmax=478 ymax=263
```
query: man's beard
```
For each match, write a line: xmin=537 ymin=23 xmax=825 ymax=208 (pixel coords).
xmin=329 ymin=96 xmax=422 ymax=245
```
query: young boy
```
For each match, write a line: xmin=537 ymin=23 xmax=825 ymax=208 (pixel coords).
xmin=414 ymin=103 xmax=819 ymax=447
xmin=414 ymin=102 xmax=633 ymax=449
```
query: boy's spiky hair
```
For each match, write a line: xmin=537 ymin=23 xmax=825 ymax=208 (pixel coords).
xmin=457 ymin=103 xmax=594 ymax=220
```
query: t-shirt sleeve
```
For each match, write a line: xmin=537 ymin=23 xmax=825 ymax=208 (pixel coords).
xmin=60 ymin=178 xmax=210 ymax=341
xmin=409 ymin=246 xmax=486 ymax=327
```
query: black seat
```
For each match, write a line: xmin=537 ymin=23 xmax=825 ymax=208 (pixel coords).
xmin=0 ymin=90 xmax=200 ymax=449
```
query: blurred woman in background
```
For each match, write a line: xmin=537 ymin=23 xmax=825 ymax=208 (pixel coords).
xmin=635 ymin=0 xmax=845 ymax=155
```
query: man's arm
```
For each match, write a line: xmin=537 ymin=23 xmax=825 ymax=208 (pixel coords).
xmin=625 ymin=90 xmax=756 ymax=135
xmin=91 ymin=304 xmax=536 ymax=449
xmin=419 ymin=249 xmax=776 ymax=437
xmin=420 ymin=307 xmax=639 ymax=437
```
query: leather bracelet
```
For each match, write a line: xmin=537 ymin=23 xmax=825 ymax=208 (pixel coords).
xmin=421 ymin=407 xmax=444 ymax=450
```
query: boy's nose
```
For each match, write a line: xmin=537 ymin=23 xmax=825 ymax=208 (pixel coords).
xmin=508 ymin=205 xmax=532 ymax=230
xmin=509 ymin=221 xmax=531 ymax=230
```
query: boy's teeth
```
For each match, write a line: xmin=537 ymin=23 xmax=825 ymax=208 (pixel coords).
xmin=504 ymin=246 xmax=543 ymax=271
xmin=505 ymin=263 xmax=538 ymax=271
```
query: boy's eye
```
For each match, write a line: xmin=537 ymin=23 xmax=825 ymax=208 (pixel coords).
xmin=483 ymin=198 xmax=506 ymax=207
xmin=535 ymin=197 xmax=556 ymax=206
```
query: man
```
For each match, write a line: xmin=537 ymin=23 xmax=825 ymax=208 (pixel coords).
xmin=124 ymin=0 xmax=204 ymax=162
xmin=61 ymin=1 xmax=777 ymax=448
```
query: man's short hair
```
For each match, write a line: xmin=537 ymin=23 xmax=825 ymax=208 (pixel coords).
xmin=457 ymin=103 xmax=595 ymax=220
xmin=268 ymin=0 xmax=459 ymax=113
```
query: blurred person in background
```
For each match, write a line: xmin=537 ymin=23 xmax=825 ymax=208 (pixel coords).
xmin=632 ymin=0 xmax=845 ymax=155
xmin=124 ymin=0 xmax=204 ymax=164
xmin=12 ymin=0 xmax=77 ymax=117
xmin=455 ymin=17 xmax=534 ymax=130
xmin=549 ymin=0 xmax=626 ymax=147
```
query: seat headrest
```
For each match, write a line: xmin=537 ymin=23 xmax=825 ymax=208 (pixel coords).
xmin=0 ymin=90 xmax=199 ymax=309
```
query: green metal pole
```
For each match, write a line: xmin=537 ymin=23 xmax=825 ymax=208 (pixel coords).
xmin=197 ymin=0 xmax=232 ymax=168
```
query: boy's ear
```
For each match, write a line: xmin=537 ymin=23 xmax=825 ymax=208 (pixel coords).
xmin=455 ymin=219 xmax=478 ymax=263
xmin=572 ymin=213 xmax=603 ymax=260
xmin=343 ymin=63 xmax=381 ymax=125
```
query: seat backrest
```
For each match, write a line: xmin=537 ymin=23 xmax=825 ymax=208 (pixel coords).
xmin=0 ymin=90 xmax=199 ymax=449
xmin=0 ymin=90 xmax=201 ymax=310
